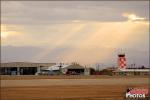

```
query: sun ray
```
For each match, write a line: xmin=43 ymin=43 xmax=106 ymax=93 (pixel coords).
xmin=1 ymin=32 xmax=9 ymax=38
xmin=31 ymin=23 xmax=86 ymax=61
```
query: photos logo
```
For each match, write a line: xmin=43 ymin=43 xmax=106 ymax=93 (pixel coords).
xmin=126 ymin=88 xmax=149 ymax=99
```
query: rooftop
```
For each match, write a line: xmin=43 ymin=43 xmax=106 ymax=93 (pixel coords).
xmin=1 ymin=62 xmax=56 ymax=67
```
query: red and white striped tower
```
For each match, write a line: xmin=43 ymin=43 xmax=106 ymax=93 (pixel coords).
xmin=118 ymin=53 xmax=126 ymax=70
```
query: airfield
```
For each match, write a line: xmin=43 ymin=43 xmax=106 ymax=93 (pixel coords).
xmin=1 ymin=75 xmax=150 ymax=100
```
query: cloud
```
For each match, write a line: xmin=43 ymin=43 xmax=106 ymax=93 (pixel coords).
xmin=1 ymin=19 xmax=149 ymax=65
xmin=1 ymin=1 xmax=149 ymax=66
xmin=58 ymin=21 xmax=149 ymax=65
xmin=122 ymin=13 xmax=147 ymax=22
xmin=1 ymin=46 xmax=42 ymax=62
xmin=1 ymin=1 xmax=149 ymax=25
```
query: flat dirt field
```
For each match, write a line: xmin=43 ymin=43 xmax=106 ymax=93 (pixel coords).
xmin=1 ymin=76 xmax=150 ymax=100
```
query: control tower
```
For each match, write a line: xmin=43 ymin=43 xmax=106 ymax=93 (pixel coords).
xmin=118 ymin=53 xmax=126 ymax=70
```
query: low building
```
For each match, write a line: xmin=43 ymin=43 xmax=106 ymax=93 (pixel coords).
xmin=65 ymin=63 xmax=85 ymax=75
xmin=40 ymin=63 xmax=88 ymax=75
xmin=0 ymin=62 xmax=90 ymax=75
xmin=0 ymin=62 xmax=55 ymax=75
xmin=113 ymin=68 xmax=150 ymax=76
xmin=113 ymin=53 xmax=150 ymax=76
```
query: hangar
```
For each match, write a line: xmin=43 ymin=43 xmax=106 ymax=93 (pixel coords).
xmin=0 ymin=62 xmax=89 ymax=75
xmin=39 ymin=63 xmax=87 ymax=75
xmin=0 ymin=62 xmax=55 ymax=75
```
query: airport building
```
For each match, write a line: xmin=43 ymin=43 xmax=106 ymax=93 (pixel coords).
xmin=0 ymin=62 xmax=55 ymax=75
xmin=1 ymin=53 xmax=149 ymax=76
xmin=40 ymin=63 xmax=88 ymax=75
xmin=0 ymin=62 xmax=90 ymax=75
xmin=112 ymin=53 xmax=150 ymax=76
xmin=112 ymin=69 xmax=150 ymax=76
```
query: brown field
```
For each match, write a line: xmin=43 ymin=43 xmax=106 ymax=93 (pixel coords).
xmin=1 ymin=76 xmax=150 ymax=100
xmin=1 ymin=85 xmax=150 ymax=100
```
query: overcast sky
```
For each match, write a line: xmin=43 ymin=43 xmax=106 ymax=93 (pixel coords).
xmin=1 ymin=1 xmax=149 ymax=67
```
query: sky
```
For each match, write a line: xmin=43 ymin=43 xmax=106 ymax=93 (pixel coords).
xmin=1 ymin=1 xmax=149 ymax=67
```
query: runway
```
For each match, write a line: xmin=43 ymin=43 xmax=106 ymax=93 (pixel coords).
xmin=1 ymin=78 xmax=149 ymax=87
